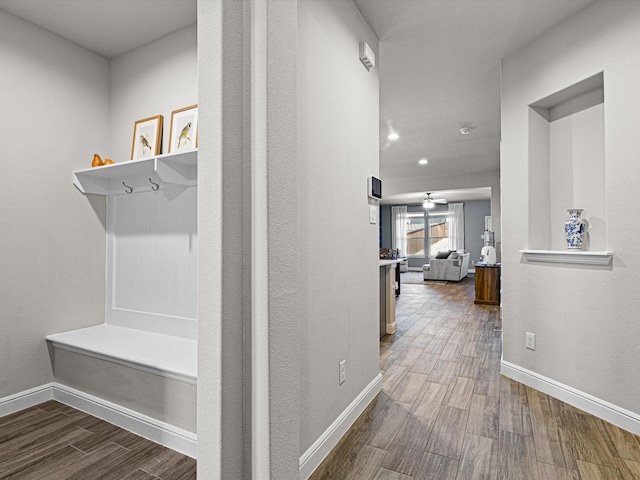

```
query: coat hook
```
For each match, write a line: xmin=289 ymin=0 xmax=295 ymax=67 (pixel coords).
xmin=149 ymin=178 xmax=160 ymax=191
xmin=123 ymin=181 xmax=133 ymax=194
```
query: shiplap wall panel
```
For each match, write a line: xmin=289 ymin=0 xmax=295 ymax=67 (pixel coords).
xmin=109 ymin=186 xmax=197 ymax=323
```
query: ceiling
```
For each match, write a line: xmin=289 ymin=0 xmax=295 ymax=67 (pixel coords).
xmin=0 ymin=0 xmax=597 ymax=205
xmin=353 ymin=0 xmax=597 ymax=205
xmin=0 ymin=0 xmax=196 ymax=58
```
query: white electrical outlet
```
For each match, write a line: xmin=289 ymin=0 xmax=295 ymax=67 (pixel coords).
xmin=339 ymin=360 xmax=346 ymax=384
xmin=526 ymin=332 xmax=536 ymax=350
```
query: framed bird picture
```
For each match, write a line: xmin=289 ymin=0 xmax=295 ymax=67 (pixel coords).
xmin=169 ymin=104 xmax=198 ymax=153
xmin=131 ymin=115 xmax=163 ymax=160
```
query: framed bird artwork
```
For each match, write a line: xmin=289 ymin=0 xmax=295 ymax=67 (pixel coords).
xmin=131 ymin=115 xmax=163 ymax=160
xmin=169 ymin=104 xmax=198 ymax=153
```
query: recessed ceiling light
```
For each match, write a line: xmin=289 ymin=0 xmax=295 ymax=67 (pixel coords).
xmin=460 ymin=126 xmax=472 ymax=135
xmin=418 ymin=158 xmax=428 ymax=165
xmin=388 ymin=132 xmax=399 ymax=141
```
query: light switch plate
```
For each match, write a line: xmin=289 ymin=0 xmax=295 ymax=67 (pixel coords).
xmin=369 ymin=205 xmax=378 ymax=224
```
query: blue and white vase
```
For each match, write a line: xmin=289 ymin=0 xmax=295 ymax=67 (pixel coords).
xmin=565 ymin=209 xmax=585 ymax=250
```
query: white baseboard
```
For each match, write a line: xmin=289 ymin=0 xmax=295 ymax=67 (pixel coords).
xmin=299 ymin=373 xmax=383 ymax=480
xmin=501 ymin=361 xmax=640 ymax=436
xmin=0 ymin=383 xmax=197 ymax=459
xmin=0 ymin=383 xmax=54 ymax=417
xmin=52 ymin=384 xmax=197 ymax=458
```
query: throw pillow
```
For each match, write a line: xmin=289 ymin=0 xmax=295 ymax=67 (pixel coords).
xmin=448 ymin=252 xmax=460 ymax=260
xmin=435 ymin=250 xmax=451 ymax=259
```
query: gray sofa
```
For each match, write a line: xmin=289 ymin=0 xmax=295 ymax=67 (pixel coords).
xmin=422 ymin=251 xmax=471 ymax=282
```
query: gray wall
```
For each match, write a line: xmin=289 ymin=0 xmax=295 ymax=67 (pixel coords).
xmin=298 ymin=0 xmax=380 ymax=455
xmin=464 ymin=200 xmax=491 ymax=265
xmin=109 ymin=25 xmax=197 ymax=161
xmin=381 ymin=200 xmax=490 ymax=269
xmin=501 ymin=0 xmax=640 ymax=432
xmin=380 ymin=205 xmax=392 ymax=249
xmin=0 ymin=9 xmax=108 ymax=399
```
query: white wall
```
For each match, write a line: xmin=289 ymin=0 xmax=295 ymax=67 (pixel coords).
xmin=110 ymin=25 xmax=197 ymax=161
xmin=501 ymin=1 xmax=640 ymax=420
xmin=0 ymin=10 xmax=109 ymax=398
xmin=298 ymin=0 xmax=380 ymax=453
xmin=549 ymin=104 xmax=605 ymax=250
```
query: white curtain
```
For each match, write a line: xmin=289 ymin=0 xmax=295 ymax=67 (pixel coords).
xmin=448 ymin=203 xmax=465 ymax=251
xmin=391 ymin=206 xmax=408 ymax=257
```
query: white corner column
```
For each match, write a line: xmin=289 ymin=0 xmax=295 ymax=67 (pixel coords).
xmin=198 ymin=0 xmax=300 ymax=479
xmin=197 ymin=0 xmax=244 ymax=477
xmin=261 ymin=2 xmax=301 ymax=480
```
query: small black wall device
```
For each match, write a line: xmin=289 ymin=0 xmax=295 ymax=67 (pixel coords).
xmin=368 ymin=176 xmax=382 ymax=199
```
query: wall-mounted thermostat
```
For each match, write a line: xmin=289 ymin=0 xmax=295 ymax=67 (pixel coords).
xmin=368 ymin=176 xmax=382 ymax=200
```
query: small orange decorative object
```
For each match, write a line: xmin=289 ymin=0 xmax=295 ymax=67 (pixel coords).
xmin=103 ymin=158 xmax=114 ymax=165
xmin=91 ymin=154 xmax=103 ymax=167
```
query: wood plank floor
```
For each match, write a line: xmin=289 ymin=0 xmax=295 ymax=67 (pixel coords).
xmin=310 ymin=275 xmax=640 ymax=479
xmin=0 ymin=400 xmax=196 ymax=479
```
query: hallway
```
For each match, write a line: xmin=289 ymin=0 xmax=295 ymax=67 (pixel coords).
xmin=310 ymin=278 xmax=640 ymax=479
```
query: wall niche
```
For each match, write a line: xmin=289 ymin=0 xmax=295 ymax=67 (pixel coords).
xmin=527 ymin=72 xmax=606 ymax=251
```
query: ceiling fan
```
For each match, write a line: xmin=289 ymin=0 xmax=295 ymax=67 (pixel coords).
xmin=422 ymin=192 xmax=447 ymax=209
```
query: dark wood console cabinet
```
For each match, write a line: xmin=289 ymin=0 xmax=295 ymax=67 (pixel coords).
xmin=474 ymin=265 xmax=500 ymax=305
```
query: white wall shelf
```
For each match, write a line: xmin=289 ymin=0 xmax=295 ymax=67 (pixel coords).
xmin=520 ymin=249 xmax=612 ymax=266
xmin=73 ymin=150 xmax=197 ymax=195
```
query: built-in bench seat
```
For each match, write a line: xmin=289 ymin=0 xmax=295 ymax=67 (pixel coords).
xmin=45 ymin=324 xmax=197 ymax=456
xmin=46 ymin=324 xmax=196 ymax=384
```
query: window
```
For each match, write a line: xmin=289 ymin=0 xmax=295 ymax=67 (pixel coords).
xmin=406 ymin=212 xmax=425 ymax=257
xmin=428 ymin=212 xmax=449 ymax=257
